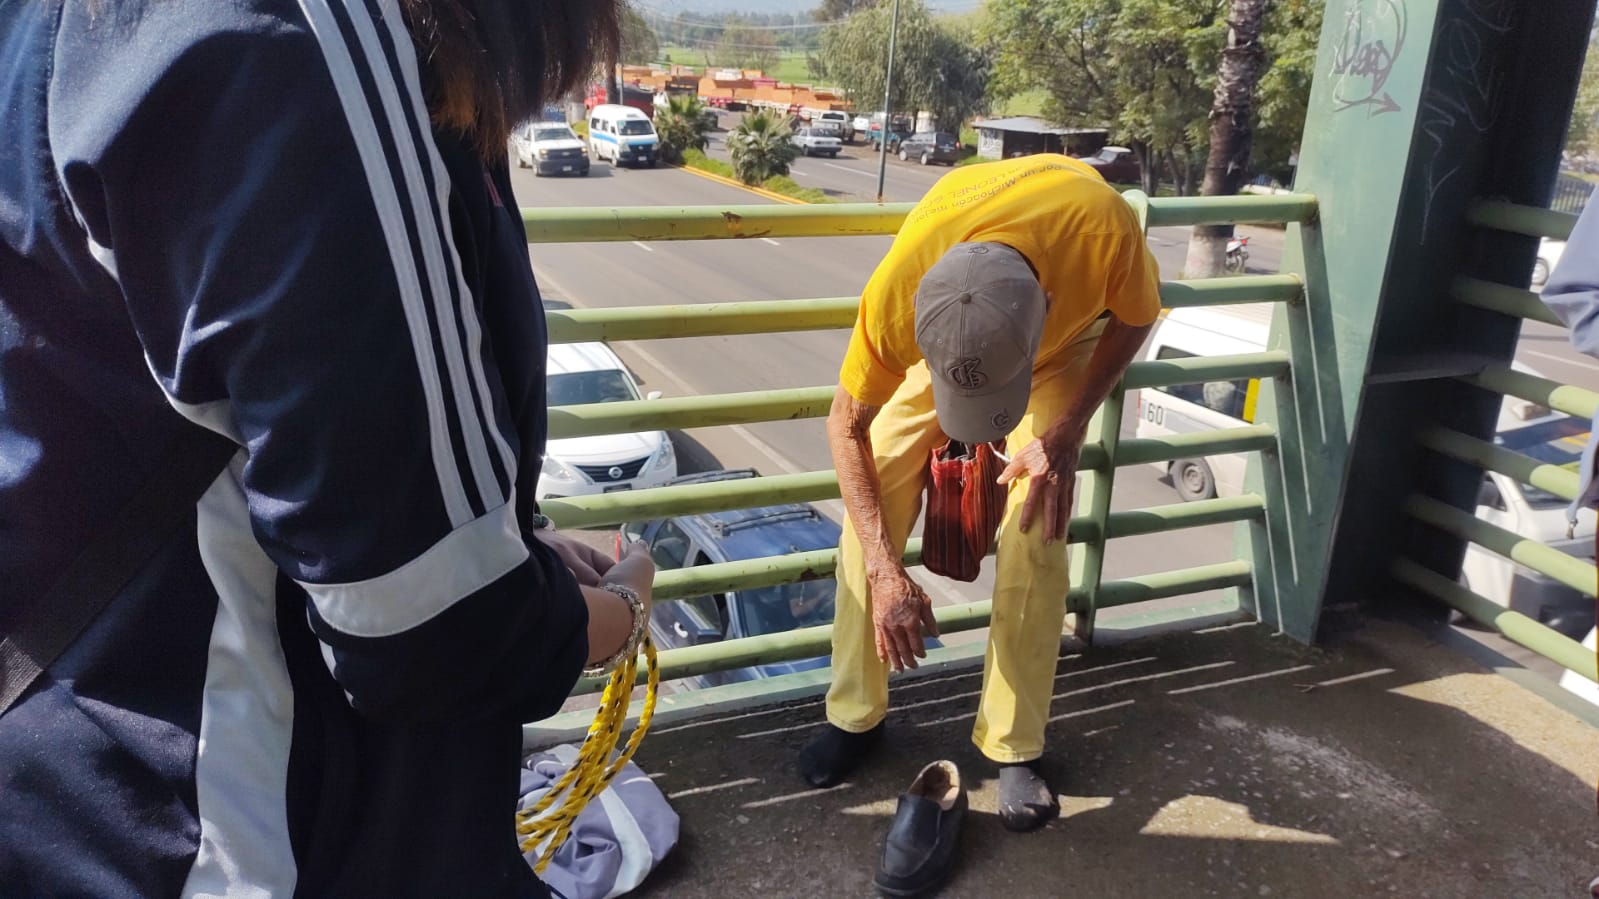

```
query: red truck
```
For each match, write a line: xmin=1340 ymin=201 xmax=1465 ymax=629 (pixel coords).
xmin=585 ymin=81 xmax=654 ymax=118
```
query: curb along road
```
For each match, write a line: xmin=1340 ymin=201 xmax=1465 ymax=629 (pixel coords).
xmin=671 ymin=162 xmax=807 ymax=206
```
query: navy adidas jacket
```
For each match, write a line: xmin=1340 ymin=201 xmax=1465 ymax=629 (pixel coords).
xmin=0 ymin=1 xmax=588 ymax=895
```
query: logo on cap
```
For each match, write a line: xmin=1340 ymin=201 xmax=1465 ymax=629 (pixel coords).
xmin=991 ymin=409 xmax=1013 ymax=431
xmin=947 ymin=357 xmax=986 ymax=389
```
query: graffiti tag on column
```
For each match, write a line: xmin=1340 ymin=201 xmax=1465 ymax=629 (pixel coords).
xmin=1330 ymin=0 xmax=1408 ymax=116
xmin=1417 ymin=0 xmax=1514 ymax=242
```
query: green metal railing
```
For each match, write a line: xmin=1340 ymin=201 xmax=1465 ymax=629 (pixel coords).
xmin=1397 ymin=200 xmax=1598 ymax=684
xmin=527 ymin=195 xmax=1317 ymax=693
xmin=522 ymin=195 xmax=1318 ymax=244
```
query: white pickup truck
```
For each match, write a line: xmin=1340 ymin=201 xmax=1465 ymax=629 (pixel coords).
xmin=809 ymin=110 xmax=853 ymax=142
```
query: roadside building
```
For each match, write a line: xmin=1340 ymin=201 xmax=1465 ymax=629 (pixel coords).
xmin=971 ymin=116 xmax=1108 ymax=160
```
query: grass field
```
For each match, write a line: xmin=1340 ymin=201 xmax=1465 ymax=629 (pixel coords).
xmin=989 ymin=88 xmax=1049 ymax=118
xmin=657 ymin=45 xmax=818 ymax=85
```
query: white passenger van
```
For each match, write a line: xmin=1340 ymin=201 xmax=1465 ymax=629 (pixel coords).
xmin=1134 ymin=304 xmax=1272 ymax=501
xmin=1136 ymin=303 xmax=1596 ymax=634
xmin=587 ymin=104 xmax=659 ymax=167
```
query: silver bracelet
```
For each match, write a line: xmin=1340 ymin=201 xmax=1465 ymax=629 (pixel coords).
xmin=583 ymin=583 xmax=647 ymax=677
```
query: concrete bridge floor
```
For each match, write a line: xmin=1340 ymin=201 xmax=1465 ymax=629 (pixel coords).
xmin=577 ymin=616 xmax=1599 ymax=897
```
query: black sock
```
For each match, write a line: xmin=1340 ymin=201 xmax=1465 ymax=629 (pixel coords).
xmin=997 ymin=760 xmax=1059 ymax=832
xmin=797 ymin=722 xmax=884 ymax=788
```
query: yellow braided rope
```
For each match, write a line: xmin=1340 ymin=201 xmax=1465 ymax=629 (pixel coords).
xmin=516 ymin=636 xmax=659 ymax=873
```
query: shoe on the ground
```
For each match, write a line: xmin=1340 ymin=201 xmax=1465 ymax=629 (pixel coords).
xmin=874 ymin=760 xmax=967 ymax=897
xmin=997 ymin=760 xmax=1059 ymax=833
xmin=797 ymin=721 xmax=883 ymax=788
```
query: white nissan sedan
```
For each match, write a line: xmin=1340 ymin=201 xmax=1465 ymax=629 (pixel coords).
xmin=538 ymin=342 xmax=676 ymax=500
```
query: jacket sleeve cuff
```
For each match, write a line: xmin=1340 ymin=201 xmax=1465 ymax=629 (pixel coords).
xmin=296 ymin=501 xmax=527 ymax=639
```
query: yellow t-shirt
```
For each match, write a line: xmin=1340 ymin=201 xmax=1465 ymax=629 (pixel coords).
xmin=839 ymin=154 xmax=1163 ymax=405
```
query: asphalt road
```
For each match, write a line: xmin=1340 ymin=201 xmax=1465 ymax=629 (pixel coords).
xmin=510 ymin=155 xmax=1599 ymax=661
xmin=704 ymin=120 xmax=945 ymax=205
xmin=695 ymin=116 xmax=1287 ymax=277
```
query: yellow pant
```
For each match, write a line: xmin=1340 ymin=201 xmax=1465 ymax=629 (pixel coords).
xmin=826 ymin=321 xmax=1105 ymax=763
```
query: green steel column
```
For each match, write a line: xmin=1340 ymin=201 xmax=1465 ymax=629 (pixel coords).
xmin=1068 ymin=190 xmax=1149 ymax=641
xmin=1067 ymin=396 xmax=1122 ymax=642
xmin=1240 ymin=0 xmax=1595 ymax=641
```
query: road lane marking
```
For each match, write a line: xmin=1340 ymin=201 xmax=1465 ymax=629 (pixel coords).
xmin=788 ymin=167 xmax=806 ymax=175
xmin=824 ymin=162 xmax=876 ymax=178
xmin=631 ymin=241 xmax=654 ymax=253
xmin=618 ymin=340 xmax=811 ymax=474
xmin=534 ymin=265 xmax=826 ymax=483
xmin=760 ymin=238 xmax=781 ymax=246
xmin=1522 ymin=348 xmax=1599 ymax=373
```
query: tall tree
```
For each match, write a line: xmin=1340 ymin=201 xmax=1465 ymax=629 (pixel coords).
xmin=620 ymin=4 xmax=660 ymax=66
xmin=816 ymin=0 xmax=876 ymax=21
xmin=718 ymin=25 xmax=780 ymax=74
xmin=1253 ymin=0 xmax=1322 ymax=186
xmin=917 ymin=20 xmax=992 ymax=129
xmin=985 ymin=0 xmax=1222 ymax=195
xmin=1184 ymin=0 xmax=1269 ymax=278
xmin=817 ymin=0 xmax=988 ymax=129
xmin=1566 ymin=34 xmax=1599 ymax=159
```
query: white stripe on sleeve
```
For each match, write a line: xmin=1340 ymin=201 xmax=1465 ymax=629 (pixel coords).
xmin=373 ymin=0 xmax=519 ymax=488
xmin=295 ymin=0 xmax=474 ymax=526
xmin=341 ymin=0 xmax=507 ymax=509
xmin=297 ymin=500 xmax=528 ymax=639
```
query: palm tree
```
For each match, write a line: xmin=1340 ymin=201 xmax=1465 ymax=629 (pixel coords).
xmin=727 ymin=109 xmax=800 ymax=185
xmin=1183 ymin=0 xmax=1269 ymax=278
xmin=654 ymin=94 xmax=711 ymax=165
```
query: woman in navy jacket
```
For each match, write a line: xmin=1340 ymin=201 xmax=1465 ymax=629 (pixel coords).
xmin=0 ymin=1 xmax=650 ymax=895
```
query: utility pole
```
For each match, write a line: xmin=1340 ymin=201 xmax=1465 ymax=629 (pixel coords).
xmin=875 ymin=0 xmax=900 ymax=204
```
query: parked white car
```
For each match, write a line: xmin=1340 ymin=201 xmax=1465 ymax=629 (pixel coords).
xmin=1532 ymin=237 xmax=1566 ymax=288
xmin=512 ymin=122 xmax=590 ymax=177
xmin=1558 ymin=628 xmax=1598 ymax=706
xmin=792 ymin=127 xmax=842 ymax=158
xmin=1460 ymin=407 xmax=1596 ymax=638
xmin=539 ymin=342 xmax=676 ymax=500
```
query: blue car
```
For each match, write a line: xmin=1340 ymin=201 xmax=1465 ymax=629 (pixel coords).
xmin=619 ymin=470 xmax=844 ymax=690
xmin=620 ymin=469 xmax=942 ymax=689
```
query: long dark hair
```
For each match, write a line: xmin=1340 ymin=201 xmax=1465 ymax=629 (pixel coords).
xmin=399 ymin=0 xmax=620 ymax=159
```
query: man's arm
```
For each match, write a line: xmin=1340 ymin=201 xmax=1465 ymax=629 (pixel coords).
xmin=1043 ymin=315 xmax=1156 ymax=449
xmin=827 ymin=386 xmax=939 ymax=671
xmin=999 ymin=313 xmax=1155 ymax=542
xmin=827 ymin=387 xmax=893 ymax=574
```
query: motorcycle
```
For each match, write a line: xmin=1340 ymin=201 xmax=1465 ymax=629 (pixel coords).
xmin=1225 ymin=236 xmax=1250 ymax=274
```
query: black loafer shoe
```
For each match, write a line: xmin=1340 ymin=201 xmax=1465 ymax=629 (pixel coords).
xmin=874 ymin=760 xmax=966 ymax=897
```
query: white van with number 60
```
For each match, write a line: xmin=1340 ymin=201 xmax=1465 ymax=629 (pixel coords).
xmin=1134 ymin=305 xmax=1269 ymax=501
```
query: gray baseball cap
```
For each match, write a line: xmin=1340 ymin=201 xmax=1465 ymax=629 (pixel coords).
xmin=914 ymin=242 xmax=1046 ymax=444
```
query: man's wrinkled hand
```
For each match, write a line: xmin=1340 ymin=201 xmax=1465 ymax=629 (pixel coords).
xmin=534 ymin=529 xmax=615 ymax=586
xmin=997 ymin=436 xmax=1081 ymax=544
xmin=866 ymin=564 xmax=939 ymax=672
